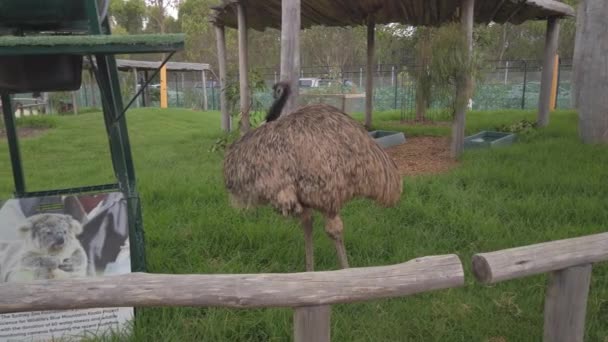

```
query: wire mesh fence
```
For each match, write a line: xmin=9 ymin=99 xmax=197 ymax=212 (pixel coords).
xmin=7 ymin=58 xmax=572 ymax=119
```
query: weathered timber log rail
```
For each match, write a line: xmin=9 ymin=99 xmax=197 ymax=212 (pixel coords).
xmin=2 ymin=231 xmax=607 ymax=342
xmin=0 ymin=255 xmax=464 ymax=342
xmin=473 ymin=231 xmax=608 ymax=342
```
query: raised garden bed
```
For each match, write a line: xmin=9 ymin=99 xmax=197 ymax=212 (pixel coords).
xmin=368 ymin=130 xmax=406 ymax=148
xmin=464 ymin=131 xmax=516 ymax=149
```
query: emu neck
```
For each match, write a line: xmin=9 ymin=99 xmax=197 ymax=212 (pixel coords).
xmin=265 ymin=91 xmax=289 ymax=122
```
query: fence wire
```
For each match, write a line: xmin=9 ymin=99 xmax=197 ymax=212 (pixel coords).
xmin=12 ymin=59 xmax=572 ymax=119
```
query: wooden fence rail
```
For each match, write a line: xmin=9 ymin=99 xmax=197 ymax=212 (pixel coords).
xmin=2 ymin=231 xmax=607 ymax=342
xmin=473 ymin=231 xmax=608 ymax=342
xmin=0 ymin=254 xmax=464 ymax=342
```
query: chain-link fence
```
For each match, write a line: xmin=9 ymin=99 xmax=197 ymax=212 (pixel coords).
xmin=13 ymin=58 xmax=572 ymax=119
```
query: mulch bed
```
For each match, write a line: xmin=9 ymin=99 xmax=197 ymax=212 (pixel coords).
xmin=385 ymin=136 xmax=459 ymax=176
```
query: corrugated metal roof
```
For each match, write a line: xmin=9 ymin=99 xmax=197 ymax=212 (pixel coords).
xmin=84 ymin=59 xmax=211 ymax=72
xmin=210 ymin=0 xmax=575 ymax=31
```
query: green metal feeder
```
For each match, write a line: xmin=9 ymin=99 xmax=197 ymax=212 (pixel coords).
xmin=0 ymin=0 xmax=185 ymax=274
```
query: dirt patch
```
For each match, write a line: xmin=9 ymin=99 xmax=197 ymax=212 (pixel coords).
xmin=0 ymin=127 xmax=48 ymax=140
xmin=385 ymin=136 xmax=458 ymax=176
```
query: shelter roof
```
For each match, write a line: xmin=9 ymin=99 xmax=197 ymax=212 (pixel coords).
xmin=84 ymin=59 xmax=211 ymax=72
xmin=210 ymin=0 xmax=575 ymax=31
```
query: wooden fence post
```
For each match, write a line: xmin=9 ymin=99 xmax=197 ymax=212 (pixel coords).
xmin=294 ymin=305 xmax=331 ymax=342
xmin=543 ymin=264 xmax=592 ymax=342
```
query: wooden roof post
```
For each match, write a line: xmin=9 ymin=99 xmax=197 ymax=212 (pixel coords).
xmin=237 ymin=1 xmax=250 ymax=134
xmin=365 ymin=14 xmax=375 ymax=129
xmin=451 ymin=0 xmax=474 ymax=159
xmin=573 ymin=0 xmax=608 ymax=144
xmin=280 ymin=0 xmax=301 ymax=115
xmin=214 ymin=23 xmax=230 ymax=132
xmin=133 ymin=67 xmax=139 ymax=108
xmin=202 ymin=70 xmax=209 ymax=111
xmin=538 ymin=16 xmax=560 ymax=127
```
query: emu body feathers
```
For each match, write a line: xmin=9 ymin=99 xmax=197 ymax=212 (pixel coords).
xmin=222 ymin=82 xmax=402 ymax=270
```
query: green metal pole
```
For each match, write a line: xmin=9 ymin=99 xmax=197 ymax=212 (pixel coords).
xmin=86 ymin=0 xmax=147 ymax=273
xmin=1 ymin=93 xmax=26 ymax=197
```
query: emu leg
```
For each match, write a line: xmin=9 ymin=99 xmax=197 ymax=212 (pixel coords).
xmin=300 ymin=208 xmax=314 ymax=272
xmin=324 ymin=214 xmax=349 ymax=269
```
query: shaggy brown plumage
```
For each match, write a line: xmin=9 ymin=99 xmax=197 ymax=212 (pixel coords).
xmin=223 ymin=82 xmax=403 ymax=270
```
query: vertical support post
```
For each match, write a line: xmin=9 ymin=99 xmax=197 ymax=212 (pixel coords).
xmin=237 ymin=1 xmax=251 ymax=134
xmin=538 ymin=17 xmax=560 ymax=127
xmin=504 ymin=61 xmax=509 ymax=85
xmin=43 ymin=92 xmax=51 ymax=114
xmin=521 ymin=60 xmax=527 ymax=109
xmin=365 ymin=15 xmax=375 ymax=129
xmin=215 ymin=24 xmax=230 ymax=132
xmin=202 ymin=70 xmax=209 ymax=111
xmin=280 ymin=0 xmax=301 ymax=115
xmin=294 ymin=306 xmax=331 ymax=342
xmin=543 ymin=265 xmax=592 ymax=342
xmin=89 ymin=69 xmax=97 ymax=108
xmin=175 ymin=73 xmax=180 ymax=107
xmin=160 ymin=65 xmax=168 ymax=108
xmin=550 ymin=54 xmax=559 ymax=111
xmin=359 ymin=67 xmax=363 ymax=89
xmin=83 ymin=77 xmax=90 ymax=108
xmin=71 ymin=91 xmax=79 ymax=115
xmin=451 ymin=0 xmax=474 ymax=159
xmin=1 ymin=93 xmax=26 ymax=197
xmin=394 ymin=75 xmax=398 ymax=110
xmin=143 ymin=70 xmax=150 ymax=107
xmin=133 ymin=68 xmax=139 ymax=108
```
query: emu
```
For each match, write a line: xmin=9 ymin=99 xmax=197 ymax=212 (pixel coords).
xmin=223 ymin=82 xmax=402 ymax=271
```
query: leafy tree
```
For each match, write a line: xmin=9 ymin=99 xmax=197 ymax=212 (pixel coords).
xmin=109 ymin=0 xmax=146 ymax=34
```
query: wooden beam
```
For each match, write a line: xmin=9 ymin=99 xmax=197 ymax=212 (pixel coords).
xmin=215 ymin=24 xmax=230 ymax=132
xmin=549 ymin=54 xmax=559 ymax=111
xmin=537 ymin=17 xmax=560 ymax=127
xmin=543 ymin=265 xmax=592 ymax=342
xmin=472 ymin=231 xmax=608 ymax=284
xmin=237 ymin=1 xmax=250 ymax=134
xmin=71 ymin=91 xmax=79 ymax=115
xmin=0 ymin=254 xmax=464 ymax=313
xmin=143 ymin=70 xmax=150 ymax=107
xmin=202 ymin=70 xmax=209 ymax=111
xmin=365 ymin=15 xmax=375 ymax=129
xmin=294 ymin=305 xmax=331 ymax=342
xmin=572 ymin=0 xmax=608 ymax=143
xmin=451 ymin=0 xmax=474 ymax=159
xmin=160 ymin=64 xmax=168 ymax=108
xmin=133 ymin=67 xmax=139 ymax=108
xmin=280 ymin=0 xmax=301 ymax=115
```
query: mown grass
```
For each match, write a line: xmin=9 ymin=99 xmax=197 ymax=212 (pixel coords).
xmin=1 ymin=108 xmax=607 ymax=341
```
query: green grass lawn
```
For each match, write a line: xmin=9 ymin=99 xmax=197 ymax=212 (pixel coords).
xmin=1 ymin=108 xmax=607 ymax=341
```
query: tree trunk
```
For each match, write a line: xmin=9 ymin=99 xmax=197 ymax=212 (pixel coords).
xmin=573 ymin=0 xmax=608 ymax=143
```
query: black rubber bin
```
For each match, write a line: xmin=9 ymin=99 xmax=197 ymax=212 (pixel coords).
xmin=0 ymin=54 xmax=83 ymax=93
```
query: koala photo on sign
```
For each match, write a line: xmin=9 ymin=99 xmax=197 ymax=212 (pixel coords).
xmin=0 ymin=192 xmax=133 ymax=342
